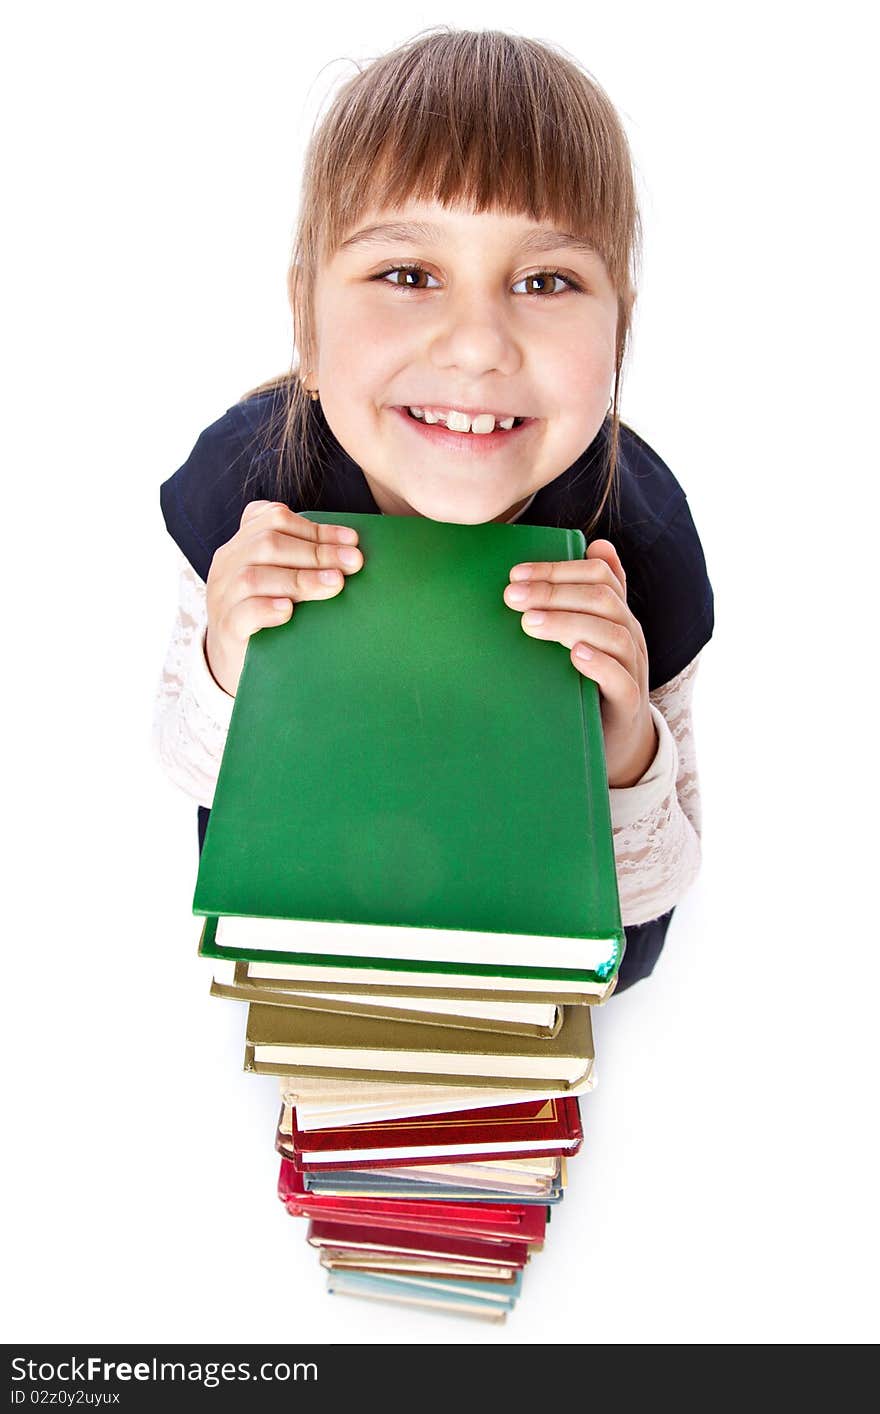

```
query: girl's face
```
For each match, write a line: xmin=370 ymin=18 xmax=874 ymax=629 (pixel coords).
xmin=310 ymin=199 xmax=620 ymax=523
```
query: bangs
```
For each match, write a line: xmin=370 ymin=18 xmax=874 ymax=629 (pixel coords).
xmin=304 ymin=30 xmax=638 ymax=296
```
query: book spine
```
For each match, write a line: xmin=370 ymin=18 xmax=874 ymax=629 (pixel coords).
xmin=565 ymin=526 xmax=625 ymax=980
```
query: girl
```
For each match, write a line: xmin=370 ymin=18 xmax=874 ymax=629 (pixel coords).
xmin=155 ymin=28 xmax=714 ymax=993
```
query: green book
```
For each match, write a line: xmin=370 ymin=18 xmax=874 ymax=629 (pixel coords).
xmin=194 ymin=513 xmax=624 ymax=985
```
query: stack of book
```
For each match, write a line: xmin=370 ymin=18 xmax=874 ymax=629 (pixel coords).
xmin=193 ymin=513 xmax=624 ymax=1323
xmin=275 ymin=1082 xmax=583 ymax=1321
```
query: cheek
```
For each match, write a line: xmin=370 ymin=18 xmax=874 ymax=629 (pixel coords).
xmin=549 ymin=347 xmax=614 ymax=421
xmin=320 ymin=303 xmax=404 ymax=389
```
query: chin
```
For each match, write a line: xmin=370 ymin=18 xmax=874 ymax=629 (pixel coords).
xmin=411 ymin=500 xmax=501 ymax=526
xmin=394 ymin=482 xmax=505 ymax=522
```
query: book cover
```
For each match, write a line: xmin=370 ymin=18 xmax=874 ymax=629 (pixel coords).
xmin=318 ymin=1158 xmax=564 ymax=1190
xmin=244 ymin=1001 xmax=593 ymax=1084
xmin=193 ymin=513 xmax=623 ymax=984
xmin=329 ymin=1268 xmax=522 ymax=1305
xmin=278 ymin=1105 xmax=566 ymax=1195
xmin=303 ymin=1172 xmax=564 ymax=1205
xmin=333 ymin=1272 xmax=520 ymax=1300
xmin=221 ymin=956 xmax=614 ymax=1007
xmin=325 ymin=1271 xmax=511 ymax=1322
xmin=319 ymin=1253 xmax=521 ymax=1282
xmin=280 ymin=1065 xmax=597 ymax=1130
xmin=287 ymin=1095 xmax=582 ymax=1168
xmin=200 ymin=919 xmax=615 ymax=999
xmin=325 ymin=1268 xmax=519 ymax=1319
xmin=306 ymin=1220 xmax=531 ymax=1269
xmin=209 ymin=963 xmax=562 ymax=1038
xmin=280 ymin=1160 xmax=547 ymax=1243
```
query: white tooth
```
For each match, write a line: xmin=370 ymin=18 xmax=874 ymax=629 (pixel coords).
xmin=498 ymin=416 xmax=515 ymax=430
xmin=418 ymin=407 xmax=505 ymax=433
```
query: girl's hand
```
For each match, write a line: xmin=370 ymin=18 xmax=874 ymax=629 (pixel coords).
xmin=503 ymin=539 xmax=657 ymax=788
xmin=205 ymin=501 xmax=364 ymax=696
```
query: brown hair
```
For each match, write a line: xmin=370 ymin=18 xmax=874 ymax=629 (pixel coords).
xmin=241 ymin=26 xmax=642 ymax=534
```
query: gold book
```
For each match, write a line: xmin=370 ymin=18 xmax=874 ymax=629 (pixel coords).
xmin=210 ymin=961 xmax=563 ymax=1038
xmin=244 ymin=1001 xmax=593 ymax=1086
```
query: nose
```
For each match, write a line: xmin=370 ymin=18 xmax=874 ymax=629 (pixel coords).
xmin=428 ymin=287 xmax=522 ymax=379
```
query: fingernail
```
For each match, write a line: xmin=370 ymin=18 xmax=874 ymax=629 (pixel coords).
xmin=337 ymin=527 xmax=359 ymax=544
xmin=575 ymin=643 xmax=594 ymax=659
xmin=339 ymin=548 xmax=361 ymax=567
xmin=510 ymin=564 xmax=533 ymax=580
xmin=506 ymin=584 xmax=528 ymax=603
xmin=319 ymin=570 xmax=341 ymax=584
xmin=523 ymin=611 xmax=545 ymax=626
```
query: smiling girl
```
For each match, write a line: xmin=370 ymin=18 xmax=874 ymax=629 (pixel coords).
xmin=155 ymin=28 xmax=714 ymax=993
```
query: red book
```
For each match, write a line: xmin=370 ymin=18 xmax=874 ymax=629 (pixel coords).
xmin=279 ymin=1160 xmax=546 ymax=1244
xmin=288 ymin=1096 xmax=582 ymax=1171
xmin=306 ymin=1219 xmax=531 ymax=1270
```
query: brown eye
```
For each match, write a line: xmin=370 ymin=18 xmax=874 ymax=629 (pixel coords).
xmin=378 ymin=265 xmax=439 ymax=290
xmin=516 ymin=272 xmax=571 ymax=296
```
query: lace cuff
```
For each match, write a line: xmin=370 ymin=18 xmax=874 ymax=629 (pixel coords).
xmin=609 ymin=703 xmax=677 ymax=830
xmin=611 ymin=655 xmax=704 ymax=928
xmin=152 ymin=558 xmax=232 ymax=807
xmin=189 ymin=626 xmax=235 ymax=730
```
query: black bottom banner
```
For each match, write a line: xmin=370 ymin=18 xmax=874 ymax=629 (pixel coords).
xmin=4 ymin=1345 xmax=559 ymax=1405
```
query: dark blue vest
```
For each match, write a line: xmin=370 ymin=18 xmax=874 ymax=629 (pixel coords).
xmin=160 ymin=392 xmax=714 ymax=992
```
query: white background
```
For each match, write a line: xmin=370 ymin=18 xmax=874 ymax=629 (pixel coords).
xmin=3 ymin=0 xmax=877 ymax=1346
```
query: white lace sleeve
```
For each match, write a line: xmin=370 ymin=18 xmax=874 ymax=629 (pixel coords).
xmin=609 ymin=654 xmax=704 ymax=927
xmin=152 ymin=556 xmax=233 ymax=808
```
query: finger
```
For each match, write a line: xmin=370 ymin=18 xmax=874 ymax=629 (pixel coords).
xmin=569 ymin=642 xmax=641 ymax=714
xmin=508 ymin=556 xmax=626 ymax=604
xmin=225 ymin=595 xmax=295 ymax=642
xmin=240 ymin=500 xmax=360 ymax=546
xmin=230 ymin=563 xmax=348 ymax=605
xmin=504 ymin=577 xmax=631 ymax=624
xmin=519 ymin=609 xmax=641 ymax=678
xmin=585 ymin=539 xmax=626 ymax=597
xmin=504 ymin=577 xmax=649 ymax=672
xmin=239 ymin=500 xmax=276 ymax=527
xmin=243 ymin=521 xmax=364 ymax=574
